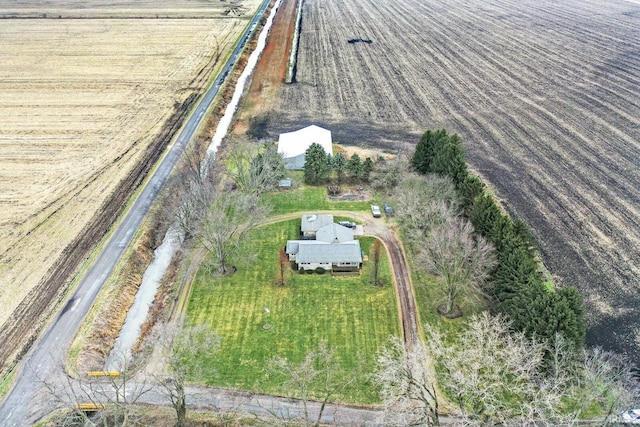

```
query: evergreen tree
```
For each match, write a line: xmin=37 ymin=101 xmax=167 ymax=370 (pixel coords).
xmin=490 ymin=215 xmax=519 ymax=254
xmin=458 ymin=174 xmax=483 ymax=213
xmin=303 ymin=143 xmax=330 ymax=185
xmin=492 ymin=246 xmax=541 ymax=293
xmin=512 ymin=219 xmax=537 ymax=257
xmin=347 ymin=153 xmax=363 ymax=182
xmin=556 ymin=286 xmax=586 ymax=346
xmin=469 ymin=194 xmax=502 ymax=237
xmin=332 ymin=152 xmax=348 ymax=184
xmin=411 ymin=129 xmax=448 ymax=174
xmin=362 ymin=157 xmax=374 ymax=182
xmin=430 ymin=141 xmax=468 ymax=188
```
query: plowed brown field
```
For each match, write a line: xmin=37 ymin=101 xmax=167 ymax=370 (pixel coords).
xmin=0 ymin=0 xmax=262 ymax=376
xmin=265 ymin=0 xmax=640 ymax=360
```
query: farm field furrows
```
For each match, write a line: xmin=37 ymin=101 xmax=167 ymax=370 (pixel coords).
xmin=0 ymin=0 xmax=261 ymax=371
xmin=269 ymin=0 xmax=640 ymax=360
xmin=0 ymin=0 xmax=262 ymax=18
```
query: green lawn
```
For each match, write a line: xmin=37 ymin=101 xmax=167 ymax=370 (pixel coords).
xmin=263 ymin=184 xmax=373 ymax=215
xmin=403 ymin=234 xmax=488 ymax=342
xmin=185 ymin=220 xmax=400 ymax=404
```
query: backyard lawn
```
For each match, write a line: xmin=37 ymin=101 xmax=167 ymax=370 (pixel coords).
xmin=263 ymin=181 xmax=373 ymax=215
xmin=184 ymin=219 xmax=400 ymax=404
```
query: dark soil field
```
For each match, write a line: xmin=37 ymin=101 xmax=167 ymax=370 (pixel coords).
xmin=262 ymin=0 xmax=640 ymax=361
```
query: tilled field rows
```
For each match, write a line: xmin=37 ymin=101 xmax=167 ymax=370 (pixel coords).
xmin=0 ymin=17 xmax=245 ymax=333
xmin=271 ymin=0 xmax=640 ymax=359
xmin=0 ymin=0 xmax=263 ymax=18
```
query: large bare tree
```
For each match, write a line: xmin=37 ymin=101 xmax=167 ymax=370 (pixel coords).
xmin=374 ymin=314 xmax=639 ymax=426
xmin=393 ymin=173 xmax=460 ymax=245
xmin=417 ymin=218 xmax=496 ymax=317
xmin=40 ymin=354 xmax=151 ymax=427
xmin=373 ymin=337 xmax=440 ymax=426
xmin=197 ymin=189 xmax=268 ymax=275
xmin=267 ymin=342 xmax=356 ymax=426
xmin=174 ymin=162 xmax=269 ymax=275
xmin=369 ymin=154 xmax=411 ymax=195
xmin=222 ymin=140 xmax=285 ymax=195
xmin=156 ymin=321 xmax=221 ymax=427
xmin=426 ymin=313 xmax=547 ymax=424
xmin=425 ymin=312 xmax=640 ymax=425
xmin=577 ymin=347 xmax=640 ymax=424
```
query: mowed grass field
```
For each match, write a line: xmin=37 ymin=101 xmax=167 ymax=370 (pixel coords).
xmin=185 ymin=219 xmax=400 ymax=404
xmin=0 ymin=0 xmax=260 ymax=334
xmin=263 ymin=180 xmax=374 ymax=215
xmin=268 ymin=0 xmax=640 ymax=361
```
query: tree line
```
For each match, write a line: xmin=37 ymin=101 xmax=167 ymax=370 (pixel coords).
xmin=411 ymin=129 xmax=585 ymax=347
xmin=302 ymin=142 xmax=377 ymax=185
xmin=371 ymin=129 xmax=637 ymax=424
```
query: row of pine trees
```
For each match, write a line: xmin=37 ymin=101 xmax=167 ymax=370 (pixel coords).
xmin=412 ymin=129 xmax=586 ymax=347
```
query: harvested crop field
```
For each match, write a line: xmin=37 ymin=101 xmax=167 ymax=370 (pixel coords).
xmin=0 ymin=0 xmax=261 ymax=374
xmin=262 ymin=0 xmax=640 ymax=360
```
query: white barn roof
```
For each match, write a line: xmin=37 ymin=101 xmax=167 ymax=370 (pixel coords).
xmin=277 ymin=125 xmax=333 ymax=159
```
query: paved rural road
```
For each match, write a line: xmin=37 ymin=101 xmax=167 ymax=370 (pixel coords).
xmin=0 ymin=1 xmax=271 ymax=425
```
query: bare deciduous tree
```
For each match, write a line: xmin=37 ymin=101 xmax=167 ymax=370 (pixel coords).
xmin=373 ymin=337 xmax=440 ymax=426
xmin=175 ymin=171 xmax=269 ymax=276
xmin=199 ymin=189 xmax=269 ymax=275
xmin=369 ymin=154 xmax=411 ymax=195
xmin=223 ymin=140 xmax=285 ymax=195
xmin=268 ymin=342 xmax=355 ymax=426
xmin=183 ymin=139 xmax=215 ymax=186
xmin=376 ymin=314 xmax=639 ymax=426
xmin=156 ymin=321 xmax=221 ymax=427
xmin=174 ymin=175 xmax=216 ymax=242
xmin=394 ymin=173 xmax=460 ymax=244
xmin=426 ymin=312 xmax=547 ymax=425
xmin=277 ymin=246 xmax=288 ymax=287
xmin=578 ymin=347 xmax=640 ymax=425
xmin=41 ymin=354 xmax=151 ymax=427
xmin=371 ymin=239 xmax=383 ymax=286
xmin=417 ymin=218 xmax=496 ymax=317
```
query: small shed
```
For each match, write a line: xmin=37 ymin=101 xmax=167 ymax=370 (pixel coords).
xmin=278 ymin=178 xmax=292 ymax=189
xmin=277 ymin=125 xmax=333 ymax=170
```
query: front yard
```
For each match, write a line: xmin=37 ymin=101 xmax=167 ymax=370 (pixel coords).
xmin=184 ymin=219 xmax=400 ymax=404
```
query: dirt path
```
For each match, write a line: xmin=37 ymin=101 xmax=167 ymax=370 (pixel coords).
xmin=233 ymin=0 xmax=298 ymax=134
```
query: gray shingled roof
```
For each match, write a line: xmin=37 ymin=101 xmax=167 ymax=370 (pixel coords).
xmin=315 ymin=223 xmax=354 ymax=243
xmin=300 ymin=214 xmax=334 ymax=233
xmin=285 ymin=241 xmax=300 ymax=255
xmin=295 ymin=240 xmax=362 ymax=264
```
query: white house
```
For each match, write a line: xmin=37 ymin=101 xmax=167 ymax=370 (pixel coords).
xmin=286 ymin=216 xmax=362 ymax=272
xmin=277 ymin=125 xmax=333 ymax=170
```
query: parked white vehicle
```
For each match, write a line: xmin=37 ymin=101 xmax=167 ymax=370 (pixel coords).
xmin=371 ymin=204 xmax=381 ymax=218
xmin=622 ymin=409 xmax=640 ymax=424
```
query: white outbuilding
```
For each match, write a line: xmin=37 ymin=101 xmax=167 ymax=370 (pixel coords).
xmin=277 ymin=125 xmax=333 ymax=170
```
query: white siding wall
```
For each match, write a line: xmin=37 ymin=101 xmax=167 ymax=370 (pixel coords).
xmin=299 ymin=262 xmax=332 ymax=271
